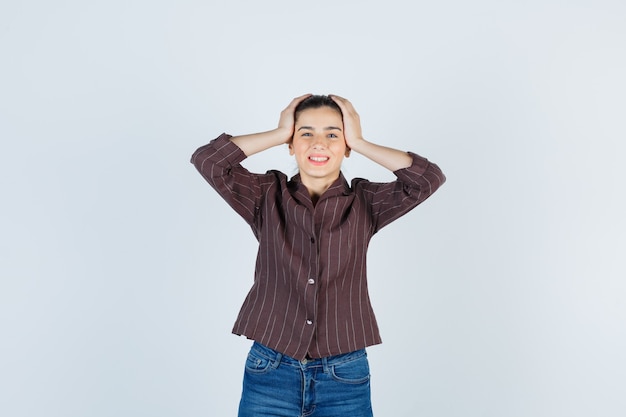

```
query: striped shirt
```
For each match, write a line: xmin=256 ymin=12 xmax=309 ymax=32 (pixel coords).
xmin=191 ymin=133 xmax=445 ymax=360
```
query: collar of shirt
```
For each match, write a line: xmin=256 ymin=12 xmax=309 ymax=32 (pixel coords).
xmin=287 ymin=172 xmax=352 ymax=205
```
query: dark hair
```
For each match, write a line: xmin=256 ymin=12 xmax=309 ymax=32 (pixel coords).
xmin=294 ymin=95 xmax=342 ymax=121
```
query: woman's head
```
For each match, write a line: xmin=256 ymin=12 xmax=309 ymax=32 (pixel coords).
xmin=294 ymin=95 xmax=343 ymax=123
xmin=289 ymin=95 xmax=349 ymax=192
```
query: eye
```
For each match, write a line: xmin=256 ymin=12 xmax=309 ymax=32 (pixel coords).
xmin=328 ymin=133 xmax=338 ymax=139
xmin=301 ymin=132 xmax=312 ymax=137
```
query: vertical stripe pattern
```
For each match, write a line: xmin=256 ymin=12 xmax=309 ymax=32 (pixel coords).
xmin=191 ymin=134 xmax=445 ymax=361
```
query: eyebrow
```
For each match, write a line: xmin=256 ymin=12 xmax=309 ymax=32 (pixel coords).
xmin=297 ymin=126 xmax=343 ymax=131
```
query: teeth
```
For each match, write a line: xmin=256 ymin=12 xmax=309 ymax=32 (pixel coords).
xmin=310 ymin=156 xmax=328 ymax=162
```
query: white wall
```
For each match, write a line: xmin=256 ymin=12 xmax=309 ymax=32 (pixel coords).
xmin=1 ymin=1 xmax=625 ymax=416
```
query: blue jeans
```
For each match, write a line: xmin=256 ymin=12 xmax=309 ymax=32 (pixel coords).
xmin=238 ymin=342 xmax=374 ymax=417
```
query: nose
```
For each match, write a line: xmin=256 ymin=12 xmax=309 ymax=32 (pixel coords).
xmin=312 ymin=134 xmax=328 ymax=149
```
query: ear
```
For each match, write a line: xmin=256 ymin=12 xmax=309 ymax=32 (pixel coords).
xmin=344 ymin=147 xmax=351 ymax=158
xmin=288 ymin=142 xmax=295 ymax=156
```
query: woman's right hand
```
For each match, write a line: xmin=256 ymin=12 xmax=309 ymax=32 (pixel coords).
xmin=230 ymin=94 xmax=311 ymax=156
xmin=277 ymin=94 xmax=311 ymax=142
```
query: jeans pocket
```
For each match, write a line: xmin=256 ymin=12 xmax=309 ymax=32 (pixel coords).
xmin=244 ymin=350 xmax=273 ymax=374
xmin=330 ymin=355 xmax=370 ymax=384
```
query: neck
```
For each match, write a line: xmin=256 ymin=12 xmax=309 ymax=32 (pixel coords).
xmin=300 ymin=175 xmax=339 ymax=203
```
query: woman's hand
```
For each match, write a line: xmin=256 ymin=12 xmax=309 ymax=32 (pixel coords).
xmin=330 ymin=94 xmax=413 ymax=171
xmin=277 ymin=93 xmax=312 ymax=142
xmin=329 ymin=94 xmax=365 ymax=150
xmin=230 ymin=94 xmax=311 ymax=156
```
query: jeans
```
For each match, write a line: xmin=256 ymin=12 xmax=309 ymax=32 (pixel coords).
xmin=238 ymin=342 xmax=374 ymax=417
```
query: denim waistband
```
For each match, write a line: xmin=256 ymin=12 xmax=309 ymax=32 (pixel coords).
xmin=250 ymin=341 xmax=366 ymax=369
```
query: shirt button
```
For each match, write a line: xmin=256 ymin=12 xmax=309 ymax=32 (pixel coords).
xmin=306 ymin=320 xmax=313 ymax=325
xmin=310 ymin=237 xmax=315 ymax=243
xmin=308 ymin=278 xmax=315 ymax=285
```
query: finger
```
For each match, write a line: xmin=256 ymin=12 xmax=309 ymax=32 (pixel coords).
xmin=329 ymin=94 xmax=351 ymax=105
xmin=329 ymin=94 xmax=345 ymax=107
xmin=280 ymin=94 xmax=312 ymax=124
xmin=288 ymin=93 xmax=312 ymax=109
xmin=329 ymin=95 xmax=348 ymax=117
xmin=329 ymin=94 xmax=355 ymax=114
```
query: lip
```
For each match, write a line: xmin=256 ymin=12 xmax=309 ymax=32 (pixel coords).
xmin=308 ymin=154 xmax=330 ymax=166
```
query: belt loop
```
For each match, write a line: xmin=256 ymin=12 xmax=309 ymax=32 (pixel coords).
xmin=271 ymin=351 xmax=283 ymax=369
xmin=322 ymin=356 xmax=330 ymax=374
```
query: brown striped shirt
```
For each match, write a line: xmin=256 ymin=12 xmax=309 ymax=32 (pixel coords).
xmin=191 ymin=133 xmax=445 ymax=360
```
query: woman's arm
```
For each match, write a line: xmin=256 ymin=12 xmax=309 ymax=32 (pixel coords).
xmin=230 ymin=94 xmax=311 ymax=156
xmin=330 ymin=94 xmax=413 ymax=171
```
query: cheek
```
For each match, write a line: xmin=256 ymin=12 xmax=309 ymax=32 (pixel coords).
xmin=332 ymin=143 xmax=347 ymax=155
xmin=291 ymin=144 xmax=309 ymax=159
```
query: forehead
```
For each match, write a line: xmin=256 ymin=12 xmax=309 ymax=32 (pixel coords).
xmin=295 ymin=106 xmax=343 ymax=126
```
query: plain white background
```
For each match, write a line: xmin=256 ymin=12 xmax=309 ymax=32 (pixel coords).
xmin=1 ymin=1 xmax=625 ymax=416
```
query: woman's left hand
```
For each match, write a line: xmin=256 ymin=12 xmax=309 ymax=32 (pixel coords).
xmin=330 ymin=94 xmax=413 ymax=171
xmin=330 ymin=94 xmax=365 ymax=151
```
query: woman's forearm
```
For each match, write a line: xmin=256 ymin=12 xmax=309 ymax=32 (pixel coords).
xmin=349 ymin=139 xmax=413 ymax=172
xmin=230 ymin=94 xmax=312 ymax=157
xmin=229 ymin=128 xmax=291 ymax=157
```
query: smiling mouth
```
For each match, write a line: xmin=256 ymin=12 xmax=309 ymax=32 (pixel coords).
xmin=309 ymin=156 xmax=329 ymax=163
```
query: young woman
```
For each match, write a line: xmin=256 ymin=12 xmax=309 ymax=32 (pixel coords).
xmin=191 ymin=94 xmax=445 ymax=417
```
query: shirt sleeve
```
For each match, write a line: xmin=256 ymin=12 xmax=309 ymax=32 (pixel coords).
xmin=190 ymin=133 xmax=262 ymax=227
xmin=357 ymin=151 xmax=446 ymax=233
